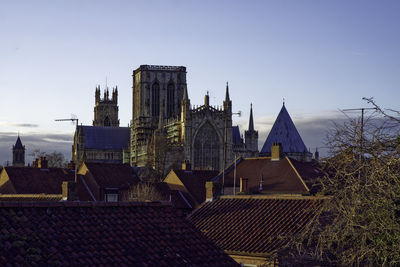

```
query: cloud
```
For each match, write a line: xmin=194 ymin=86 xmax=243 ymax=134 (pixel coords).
xmin=0 ymin=122 xmax=39 ymax=128
xmin=0 ymin=131 xmax=72 ymax=166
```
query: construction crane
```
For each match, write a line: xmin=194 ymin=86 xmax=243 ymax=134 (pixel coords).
xmin=55 ymin=116 xmax=79 ymax=182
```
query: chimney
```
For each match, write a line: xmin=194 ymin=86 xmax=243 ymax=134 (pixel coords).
xmin=67 ymin=160 xmax=75 ymax=170
xmin=314 ymin=148 xmax=319 ymax=161
xmin=182 ymin=160 xmax=191 ymax=171
xmin=240 ymin=177 xmax=248 ymax=193
xmin=32 ymin=158 xmax=39 ymax=168
xmin=38 ymin=157 xmax=48 ymax=169
xmin=206 ymin=181 xmax=217 ymax=202
xmin=62 ymin=181 xmax=78 ymax=201
xmin=271 ymin=143 xmax=282 ymax=161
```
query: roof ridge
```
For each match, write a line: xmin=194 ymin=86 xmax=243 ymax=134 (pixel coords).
xmin=219 ymin=194 xmax=331 ymax=200
xmin=0 ymin=201 xmax=173 ymax=208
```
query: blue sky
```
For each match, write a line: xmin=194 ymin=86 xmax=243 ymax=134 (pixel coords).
xmin=1 ymin=0 xmax=400 ymax=164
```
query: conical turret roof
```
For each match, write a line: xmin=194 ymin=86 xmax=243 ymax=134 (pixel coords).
xmin=14 ymin=136 xmax=24 ymax=149
xmin=260 ymin=104 xmax=308 ymax=154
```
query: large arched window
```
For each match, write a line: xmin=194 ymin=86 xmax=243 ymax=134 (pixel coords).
xmin=194 ymin=123 xmax=220 ymax=170
xmin=167 ymin=82 xmax=175 ymax=117
xmin=152 ymin=82 xmax=160 ymax=117
xmin=104 ymin=116 xmax=110 ymax=126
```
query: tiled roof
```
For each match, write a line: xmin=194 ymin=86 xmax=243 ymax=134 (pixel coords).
xmin=1 ymin=167 xmax=74 ymax=194
xmin=0 ymin=194 xmax=62 ymax=202
xmin=84 ymin=163 xmax=139 ymax=189
xmin=188 ymin=195 xmax=327 ymax=256
xmin=214 ymin=157 xmax=310 ymax=194
xmin=78 ymin=126 xmax=130 ymax=150
xmin=171 ymin=170 xmax=219 ymax=205
xmin=0 ymin=202 xmax=237 ymax=266
xmin=290 ymin=159 xmax=324 ymax=194
xmin=260 ymin=104 xmax=308 ymax=154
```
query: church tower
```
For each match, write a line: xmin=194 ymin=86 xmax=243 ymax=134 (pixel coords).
xmin=130 ymin=65 xmax=187 ymax=166
xmin=12 ymin=135 xmax=25 ymax=167
xmin=245 ymin=104 xmax=259 ymax=156
xmin=93 ymin=85 xmax=120 ymax=127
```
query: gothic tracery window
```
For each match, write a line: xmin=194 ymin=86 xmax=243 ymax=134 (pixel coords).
xmin=152 ymin=82 xmax=160 ymax=117
xmin=194 ymin=122 xmax=220 ymax=170
xmin=167 ymin=82 xmax=175 ymax=117
xmin=104 ymin=116 xmax=110 ymax=126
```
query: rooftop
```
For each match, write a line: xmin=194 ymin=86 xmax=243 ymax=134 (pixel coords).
xmin=0 ymin=201 xmax=237 ymax=266
xmin=188 ymin=195 xmax=328 ymax=256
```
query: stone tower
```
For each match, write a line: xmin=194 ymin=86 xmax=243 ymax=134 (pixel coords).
xmin=131 ymin=65 xmax=187 ymax=166
xmin=93 ymin=85 xmax=119 ymax=127
xmin=12 ymin=135 xmax=25 ymax=167
xmin=245 ymin=104 xmax=259 ymax=156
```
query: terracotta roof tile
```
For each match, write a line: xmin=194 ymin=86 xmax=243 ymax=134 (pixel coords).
xmin=171 ymin=170 xmax=218 ymax=204
xmin=215 ymin=157 xmax=310 ymax=194
xmin=0 ymin=201 xmax=237 ymax=266
xmin=2 ymin=167 xmax=74 ymax=194
xmin=188 ymin=195 xmax=328 ymax=256
xmin=84 ymin=163 xmax=139 ymax=188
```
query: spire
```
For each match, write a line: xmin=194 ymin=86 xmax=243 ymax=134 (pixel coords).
xmin=183 ymin=86 xmax=189 ymax=101
xmin=248 ymin=103 xmax=254 ymax=131
xmin=14 ymin=135 xmax=24 ymax=149
xmin=225 ymin=82 xmax=230 ymax=102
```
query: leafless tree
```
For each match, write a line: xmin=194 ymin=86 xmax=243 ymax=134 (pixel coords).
xmin=127 ymin=182 xmax=165 ymax=202
xmin=280 ymin=100 xmax=400 ymax=266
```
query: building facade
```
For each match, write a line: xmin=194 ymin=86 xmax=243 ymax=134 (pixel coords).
xmin=72 ymin=86 xmax=129 ymax=164
xmin=130 ymin=65 xmax=258 ymax=172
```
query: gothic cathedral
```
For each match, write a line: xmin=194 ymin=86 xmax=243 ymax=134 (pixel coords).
xmin=130 ymin=65 xmax=258 ymax=172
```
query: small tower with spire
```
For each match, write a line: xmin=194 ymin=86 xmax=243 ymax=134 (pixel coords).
xmin=12 ymin=134 xmax=25 ymax=167
xmin=245 ymin=104 xmax=259 ymax=156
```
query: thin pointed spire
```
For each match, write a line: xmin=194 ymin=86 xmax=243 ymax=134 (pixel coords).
xmin=225 ymin=81 xmax=230 ymax=101
xmin=183 ymin=86 xmax=189 ymax=101
xmin=248 ymin=103 xmax=254 ymax=131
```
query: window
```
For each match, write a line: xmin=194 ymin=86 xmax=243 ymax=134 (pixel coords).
xmin=105 ymin=193 xmax=118 ymax=202
xmin=151 ymin=82 xmax=160 ymax=117
xmin=167 ymin=82 xmax=175 ymax=117
xmin=194 ymin=122 xmax=220 ymax=170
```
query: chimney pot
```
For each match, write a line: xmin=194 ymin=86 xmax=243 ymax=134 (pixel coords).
xmin=182 ymin=160 xmax=191 ymax=171
xmin=62 ymin=181 xmax=78 ymax=201
xmin=206 ymin=181 xmax=220 ymax=201
xmin=240 ymin=177 xmax=248 ymax=193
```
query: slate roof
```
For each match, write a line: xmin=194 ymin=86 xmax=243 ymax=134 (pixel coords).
xmin=168 ymin=170 xmax=219 ymax=205
xmin=0 ymin=201 xmax=237 ymax=266
xmin=232 ymin=126 xmax=242 ymax=145
xmin=78 ymin=126 xmax=130 ymax=150
xmin=214 ymin=157 xmax=313 ymax=194
xmin=188 ymin=195 xmax=328 ymax=256
xmin=261 ymin=104 xmax=308 ymax=154
xmin=1 ymin=167 xmax=74 ymax=194
xmin=84 ymin=163 xmax=139 ymax=189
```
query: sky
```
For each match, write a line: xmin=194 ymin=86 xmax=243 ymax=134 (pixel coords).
xmin=1 ymin=0 xmax=400 ymax=165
